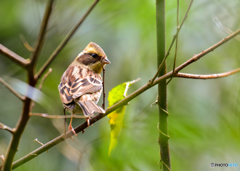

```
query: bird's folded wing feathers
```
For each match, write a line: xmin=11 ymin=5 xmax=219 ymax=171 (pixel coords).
xmin=78 ymin=100 xmax=105 ymax=117
xmin=71 ymin=78 xmax=102 ymax=98
xmin=59 ymin=66 xmax=102 ymax=105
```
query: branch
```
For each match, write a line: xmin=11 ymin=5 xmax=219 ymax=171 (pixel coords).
xmin=30 ymin=0 xmax=54 ymax=66
xmin=0 ymin=77 xmax=24 ymax=101
xmin=38 ymin=68 xmax=52 ymax=90
xmin=0 ymin=123 xmax=15 ymax=134
xmin=0 ymin=44 xmax=30 ymax=68
xmin=12 ymin=129 xmax=74 ymax=169
xmin=167 ymin=0 xmax=180 ymax=85
xmin=174 ymin=29 xmax=240 ymax=73
xmin=150 ymin=0 xmax=193 ymax=85
xmin=175 ymin=68 xmax=240 ymax=79
xmin=35 ymin=0 xmax=100 ymax=79
xmin=30 ymin=68 xmax=52 ymax=110
xmin=2 ymin=98 xmax=32 ymax=171
xmin=11 ymin=27 xmax=240 ymax=170
xmin=102 ymin=67 xmax=106 ymax=110
xmin=213 ymin=16 xmax=240 ymax=41
xmin=19 ymin=34 xmax=34 ymax=52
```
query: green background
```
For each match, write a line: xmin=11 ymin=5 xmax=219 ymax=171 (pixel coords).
xmin=0 ymin=0 xmax=240 ymax=170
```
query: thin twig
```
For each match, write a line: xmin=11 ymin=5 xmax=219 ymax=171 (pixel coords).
xmin=175 ymin=29 xmax=240 ymax=73
xmin=213 ymin=16 xmax=240 ymax=41
xmin=0 ymin=77 xmax=24 ymax=101
xmin=19 ymin=34 xmax=34 ymax=52
xmin=35 ymin=0 xmax=100 ymax=80
xmin=0 ymin=123 xmax=15 ymax=134
xmin=30 ymin=0 xmax=54 ymax=66
xmin=123 ymin=78 xmax=141 ymax=97
xmin=34 ymin=139 xmax=48 ymax=153
xmin=150 ymin=0 xmax=194 ymax=85
xmin=30 ymin=68 xmax=52 ymax=111
xmin=11 ymin=27 xmax=240 ymax=170
xmin=0 ymin=44 xmax=30 ymax=68
xmin=177 ymin=0 xmax=194 ymax=33
xmin=102 ymin=67 xmax=105 ymax=110
xmin=38 ymin=68 xmax=52 ymax=90
xmin=30 ymin=113 xmax=85 ymax=119
xmin=63 ymin=108 xmax=66 ymax=134
xmin=175 ymin=69 xmax=240 ymax=79
xmin=167 ymin=0 xmax=180 ymax=85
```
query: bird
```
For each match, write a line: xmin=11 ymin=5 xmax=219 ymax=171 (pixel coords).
xmin=58 ymin=42 xmax=111 ymax=134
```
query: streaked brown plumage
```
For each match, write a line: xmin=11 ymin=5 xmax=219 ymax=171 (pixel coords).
xmin=58 ymin=42 xmax=110 ymax=132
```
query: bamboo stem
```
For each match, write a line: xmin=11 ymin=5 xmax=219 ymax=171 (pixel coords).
xmin=156 ymin=0 xmax=171 ymax=170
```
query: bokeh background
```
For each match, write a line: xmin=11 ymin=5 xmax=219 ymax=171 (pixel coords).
xmin=0 ymin=0 xmax=240 ymax=170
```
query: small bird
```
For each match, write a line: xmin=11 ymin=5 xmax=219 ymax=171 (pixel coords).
xmin=58 ymin=42 xmax=110 ymax=134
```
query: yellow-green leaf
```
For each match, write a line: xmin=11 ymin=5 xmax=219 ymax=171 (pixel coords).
xmin=108 ymin=78 xmax=140 ymax=156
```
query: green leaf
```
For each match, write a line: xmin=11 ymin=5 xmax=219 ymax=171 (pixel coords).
xmin=108 ymin=78 xmax=140 ymax=156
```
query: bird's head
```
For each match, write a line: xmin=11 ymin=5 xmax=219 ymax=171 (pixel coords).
xmin=75 ymin=42 xmax=111 ymax=74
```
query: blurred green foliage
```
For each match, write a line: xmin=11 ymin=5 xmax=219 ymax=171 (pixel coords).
xmin=0 ymin=0 xmax=240 ymax=170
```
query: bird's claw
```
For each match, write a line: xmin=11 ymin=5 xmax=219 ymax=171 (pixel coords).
xmin=69 ymin=125 xmax=77 ymax=137
xmin=87 ymin=118 xmax=90 ymax=127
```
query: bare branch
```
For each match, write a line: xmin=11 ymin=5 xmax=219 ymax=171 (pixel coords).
xmin=175 ymin=29 xmax=240 ymax=73
xmin=150 ymin=0 xmax=194 ymax=85
xmin=38 ymin=68 xmax=52 ymax=90
xmin=0 ymin=123 xmax=15 ymax=134
xmin=0 ymin=44 xmax=30 ymax=68
xmin=30 ymin=0 xmax=54 ymax=66
xmin=0 ymin=77 xmax=24 ymax=101
xmin=175 ymin=68 xmax=240 ymax=79
xmin=213 ymin=16 xmax=240 ymax=41
xmin=3 ymin=92 xmax=31 ymax=171
xmin=178 ymin=0 xmax=194 ymax=33
xmin=19 ymin=34 xmax=34 ymax=52
xmin=167 ymin=0 xmax=181 ymax=85
xmin=12 ymin=129 xmax=74 ymax=169
xmin=123 ymin=78 xmax=141 ymax=97
xmin=34 ymin=139 xmax=48 ymax=153
xmin=102 ymin=67 xmax=106 ymax=110
xmin=35 ymin=0 xmax=100 ymax=79
xmin=30 ymin=113 xmax=85 ymax=119
xmin=29 ymin=68 xmax=52 ymax=111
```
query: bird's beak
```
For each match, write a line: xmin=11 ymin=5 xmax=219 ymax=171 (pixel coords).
xmin=101 ymin=57 xmax=111 ymax=64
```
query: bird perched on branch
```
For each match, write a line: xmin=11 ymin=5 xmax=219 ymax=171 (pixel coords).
xmin=58 ymin=42 xmax=111 ymax=134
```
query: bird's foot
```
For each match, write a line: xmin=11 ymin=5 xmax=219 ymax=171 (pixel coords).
xmin=68 ymin=125 xmax=77 ymax=137
xmin=86 ymin=118 xmax=90 ymax=127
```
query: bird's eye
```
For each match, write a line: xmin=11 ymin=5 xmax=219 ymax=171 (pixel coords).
xmin=91 ymin=53 xmax=98 ymax=58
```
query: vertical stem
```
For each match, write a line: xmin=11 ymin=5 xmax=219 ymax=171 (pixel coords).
xmin=156 ymin=0 xmax=171 ymax=170
xmin=2 ymin=98 xmax=32 ymax=171
xmin=102 ymin=67 xmax=105 ymax=110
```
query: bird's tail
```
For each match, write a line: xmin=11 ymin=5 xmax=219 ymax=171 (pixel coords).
xmin=78 ymin=101 xmax=105 ymax=117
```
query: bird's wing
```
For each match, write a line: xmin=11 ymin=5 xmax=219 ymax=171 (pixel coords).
xmin=58 ymin=65 xmax=102 ymax=105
